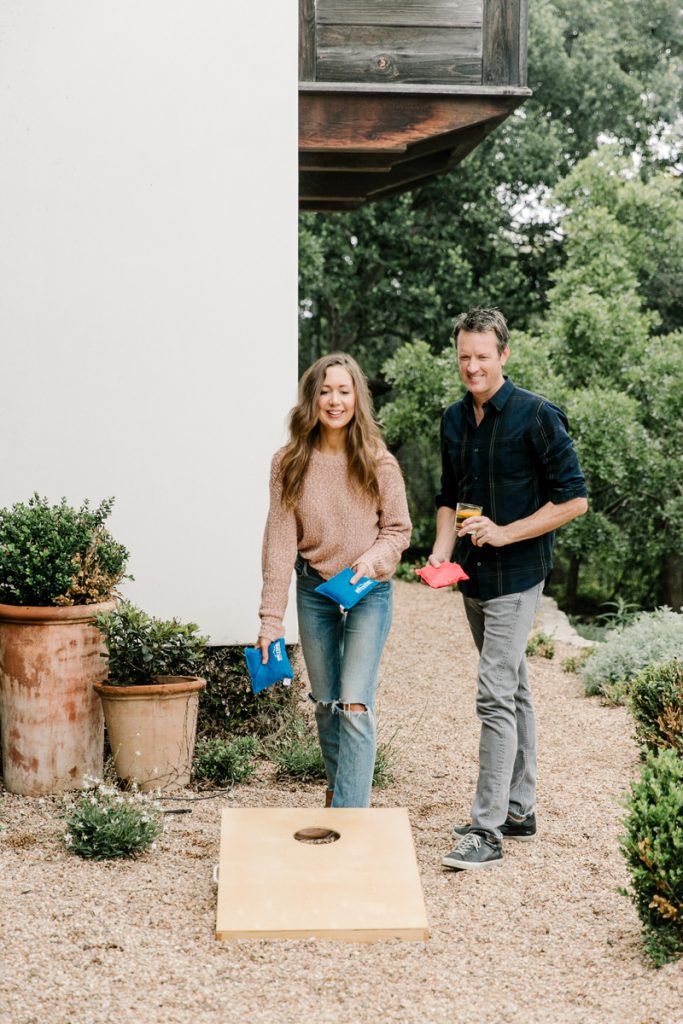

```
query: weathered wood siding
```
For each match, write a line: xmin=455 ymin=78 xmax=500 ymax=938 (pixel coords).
xmin=300 ymin=0 xmax=527 ymax=87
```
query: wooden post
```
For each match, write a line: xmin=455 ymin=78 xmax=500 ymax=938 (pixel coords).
xmin=482 ymin=0 xmax=527 ymax=87
xmin=299 ymin=0 xmax=316 ymax=81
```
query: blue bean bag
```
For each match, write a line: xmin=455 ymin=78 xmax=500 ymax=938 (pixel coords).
xmin=244 ymin=638 xmax=294 ymax=694
xmin=314 ymin=566 xmax=379 ymax=610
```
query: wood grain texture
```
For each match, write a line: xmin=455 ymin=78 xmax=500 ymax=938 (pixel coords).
xmin=215 ymin=808 xmax=429 ymax=942
xmin=482 ymin=0 xmax=523 ymax=85
xmin=317 ymin=26 xmax=482 ymax=84
xmin=299 ymin=91 xmax=519 ymax=151
xmin=317 ymin=0 xmax=483 ymax=28
xmin=299 ymin=0 xmax=316 ymax=80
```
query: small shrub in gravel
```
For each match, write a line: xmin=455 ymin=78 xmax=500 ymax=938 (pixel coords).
xmin=267 ymin=716 xmax=326 ymax=781
xmin=628 ymin=659 xmax=683 ymax=757
xmin=192 ymin=736 xmax=259 ymax=787
xmin=196 ymin=645 xmax=299 ymax=739
xmin=561 ymin=649 xmax=594 ymax=674
xmin=266 ymin=714 xmax=395 ymax=787
xmin=579 ymin=609 xmax=683 ymax=698
xmin=620 ymin=748 xmax=683 ymax=967
xmin=63 ymin=779 xmax=162 ymax=860
xmin=526 ymin=631 xmax=555 ymax=659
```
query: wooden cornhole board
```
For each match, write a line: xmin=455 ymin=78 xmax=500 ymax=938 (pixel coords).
xmin=215 ymin=807 xmax=429 ymax=942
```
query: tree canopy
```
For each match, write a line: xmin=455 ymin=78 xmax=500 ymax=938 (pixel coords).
xmin=298 ymin=0 xmax=683 ymax=613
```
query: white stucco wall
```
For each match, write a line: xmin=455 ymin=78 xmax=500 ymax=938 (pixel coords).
xmin=0 ymin=2 xmax=298 ymax=643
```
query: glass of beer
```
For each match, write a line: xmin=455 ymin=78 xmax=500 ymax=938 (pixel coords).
xmin=455 ymin=502 xmax=482 ymax=534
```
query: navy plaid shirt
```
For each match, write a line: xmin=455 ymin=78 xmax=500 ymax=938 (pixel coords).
xmin=436 ymin=378 xmax=587 ymax=599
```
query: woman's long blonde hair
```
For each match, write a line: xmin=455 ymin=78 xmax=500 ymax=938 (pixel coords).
xmin=279 ymin=353 xmax=385 ymax=510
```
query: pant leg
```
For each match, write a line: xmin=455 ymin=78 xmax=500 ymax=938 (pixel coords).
xmin=333 ymin=581 xmax=393 ymax=808
xmin=463 ymin=583 xmax=542 ymax=838
xmin=296 ymin=564 xmax=344 ymax=791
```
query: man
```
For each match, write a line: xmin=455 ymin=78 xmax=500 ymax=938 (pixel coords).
xmin=430 ymin=307 xmax=587 ymax=870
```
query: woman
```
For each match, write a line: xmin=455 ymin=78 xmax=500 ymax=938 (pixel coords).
xmin=257 ymin=352 xmax=411 ymax=808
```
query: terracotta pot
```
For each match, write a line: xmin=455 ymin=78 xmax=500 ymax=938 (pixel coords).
xmin=0 ymin=600 xmax=113 ymax=795
xmin=93 ymin=675 xmax=206 ymax=791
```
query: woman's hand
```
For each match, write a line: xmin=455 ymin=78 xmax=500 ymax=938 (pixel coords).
xmin=257 ymin=636 xmax=270 ymax=664
xmin=350 ymin=562 xmax=372 ymax=585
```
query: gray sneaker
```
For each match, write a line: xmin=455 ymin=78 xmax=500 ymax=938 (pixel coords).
xmin=442 ymin=830 xmax=503 ymax=870
xmin=452 ymin=811 xmax=536 ymax=842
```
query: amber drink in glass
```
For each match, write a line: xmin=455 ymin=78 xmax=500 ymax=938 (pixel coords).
xmin=455 ymin=502 xmax=482 ymax=534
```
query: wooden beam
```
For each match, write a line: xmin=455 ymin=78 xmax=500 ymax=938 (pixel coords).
xmin=482 ymin=0 xmax=524 ymax=86
xmin=300 ymin=151 xmax=451 ymax=201
xmin=300 ymin=152 xmax=393 ymax=172
xmin=299 ymin=0 xmax=316 ymax=81
xmin=299 ymin=91 xmax=522 ymax=152
xmin=317 ymin=26 xmax=482 ymax=85
xmin=316 ymin=1 xmax=483 ymax=28
xmin=300 ymin=198 xmax=365 ymax=212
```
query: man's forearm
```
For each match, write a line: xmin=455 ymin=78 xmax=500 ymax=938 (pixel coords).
xmin=431 ymin=505 xmax=457 ymax=562
xmin=501 ymin=497 xmax=588 ymax=544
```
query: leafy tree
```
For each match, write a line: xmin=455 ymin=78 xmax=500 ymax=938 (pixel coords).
xmin=299 ymin=1 xmax=683 ymax=371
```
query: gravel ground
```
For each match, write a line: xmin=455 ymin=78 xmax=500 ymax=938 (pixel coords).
xmin=1 ymin=580 xmax=681 ymax=1024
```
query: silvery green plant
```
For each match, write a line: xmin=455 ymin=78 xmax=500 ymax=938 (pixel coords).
xmin=63 ymin=778 xmax=162 ymax=860
xmin=579 ymin=608 xmax=683 ymax=698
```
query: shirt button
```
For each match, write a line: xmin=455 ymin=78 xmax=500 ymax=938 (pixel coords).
xmin=477 ymin=562 xmax=482 ymax=567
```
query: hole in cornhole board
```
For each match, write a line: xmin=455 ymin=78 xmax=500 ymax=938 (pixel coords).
xmin=293 ymin=826 xmax=340 ymax=844
xmin=215 ymin=807 xmax=430 ymax=943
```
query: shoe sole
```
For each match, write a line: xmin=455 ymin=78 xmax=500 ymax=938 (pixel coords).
xmin=441 ymin=856 xmax=503 ymax=870
xmin=452 ymin=829 xmax=536 ymax=842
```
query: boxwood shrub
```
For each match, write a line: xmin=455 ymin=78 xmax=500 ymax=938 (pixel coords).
xmin=628 ymin=659 xmax=683 ymax=757
xmin=620 ymin=747 xmax=683 ymax=966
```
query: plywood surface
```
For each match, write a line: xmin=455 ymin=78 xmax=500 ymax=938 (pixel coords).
xmin=215 ymin=807 xmax=429 ymax=942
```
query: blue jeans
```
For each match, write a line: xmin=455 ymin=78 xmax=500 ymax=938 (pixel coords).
xmin=463 ymin=583 xmax=543 ymax=839
xmin=295 ymin=557 xmax=393 ymax=808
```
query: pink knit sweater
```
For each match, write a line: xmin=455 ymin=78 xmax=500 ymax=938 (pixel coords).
xmin=258 ymin=446 xmax=412 ymax=642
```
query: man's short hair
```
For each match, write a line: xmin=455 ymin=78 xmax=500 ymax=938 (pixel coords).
xmin=452 ymin=308 xmax=510 ymax=355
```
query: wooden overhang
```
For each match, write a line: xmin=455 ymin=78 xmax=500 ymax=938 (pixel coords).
xmin=299 ymin=1 xmax=531 ymax=211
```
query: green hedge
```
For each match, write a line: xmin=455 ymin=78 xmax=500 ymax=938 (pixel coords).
xmin=620 ymin=748 xmax=683 ymax=966
xmin=196 ymin=645 xmax=299 ymax=739
xmin=629 ymin=659 xmax=683 ymax=757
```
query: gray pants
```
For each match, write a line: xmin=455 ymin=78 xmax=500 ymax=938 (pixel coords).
xmin=463 ymin=583 xmax=543 ymax=839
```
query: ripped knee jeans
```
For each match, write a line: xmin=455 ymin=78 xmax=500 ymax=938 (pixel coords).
xmin=295 ymin=556 xmax=393 ymax=807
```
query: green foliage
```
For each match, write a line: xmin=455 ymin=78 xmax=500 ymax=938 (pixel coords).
xmin=95 ymin=602 xmax=207 ymax=686
xmin=0 ymin=494 xmax=129 ymax=606
xmin=596 ymin=598 xmax=642 ymax=629
xmin=299 ymin=1 xmax=682 ymax=371
xmin=394 ymin=560 xmax=421 ymax=583
xmin=579 ymin=610 xmax=683 ymax=697
xmin=266 ymin=713 xmax=395 ymax=788
xmin=525 ymin=632 xmax=556 ymax=659
xmin=629 ymin=660 xmax=683 ymax=757
xmin=63 ymin=779 xmax=162 ymax=860
xmin=620 ymin=748 xmax=683 ymax=966
xmin=299 ymin=3 xmax=683 ymax=613
xmin=267 ymin=715 xmax=326 ymax=782
xmin=192 ymin=736 xmax=259 ymax=787
xmin=196 ymin=645 xmax=299 ymax=738
xmin=560 ymin=649 xmax=594 ymax=674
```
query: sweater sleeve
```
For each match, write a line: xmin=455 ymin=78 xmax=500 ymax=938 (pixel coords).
xmin=356 ymin=453 xmax=412 ymax=579
xmin=258 ymin=452 xmax=298 ymax=642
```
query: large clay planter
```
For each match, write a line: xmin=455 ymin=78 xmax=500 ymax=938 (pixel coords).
xmin=94 ymin=675 xmax=205 ymax=791
xmin=0 ymin=600 xmax=113 ymax=795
